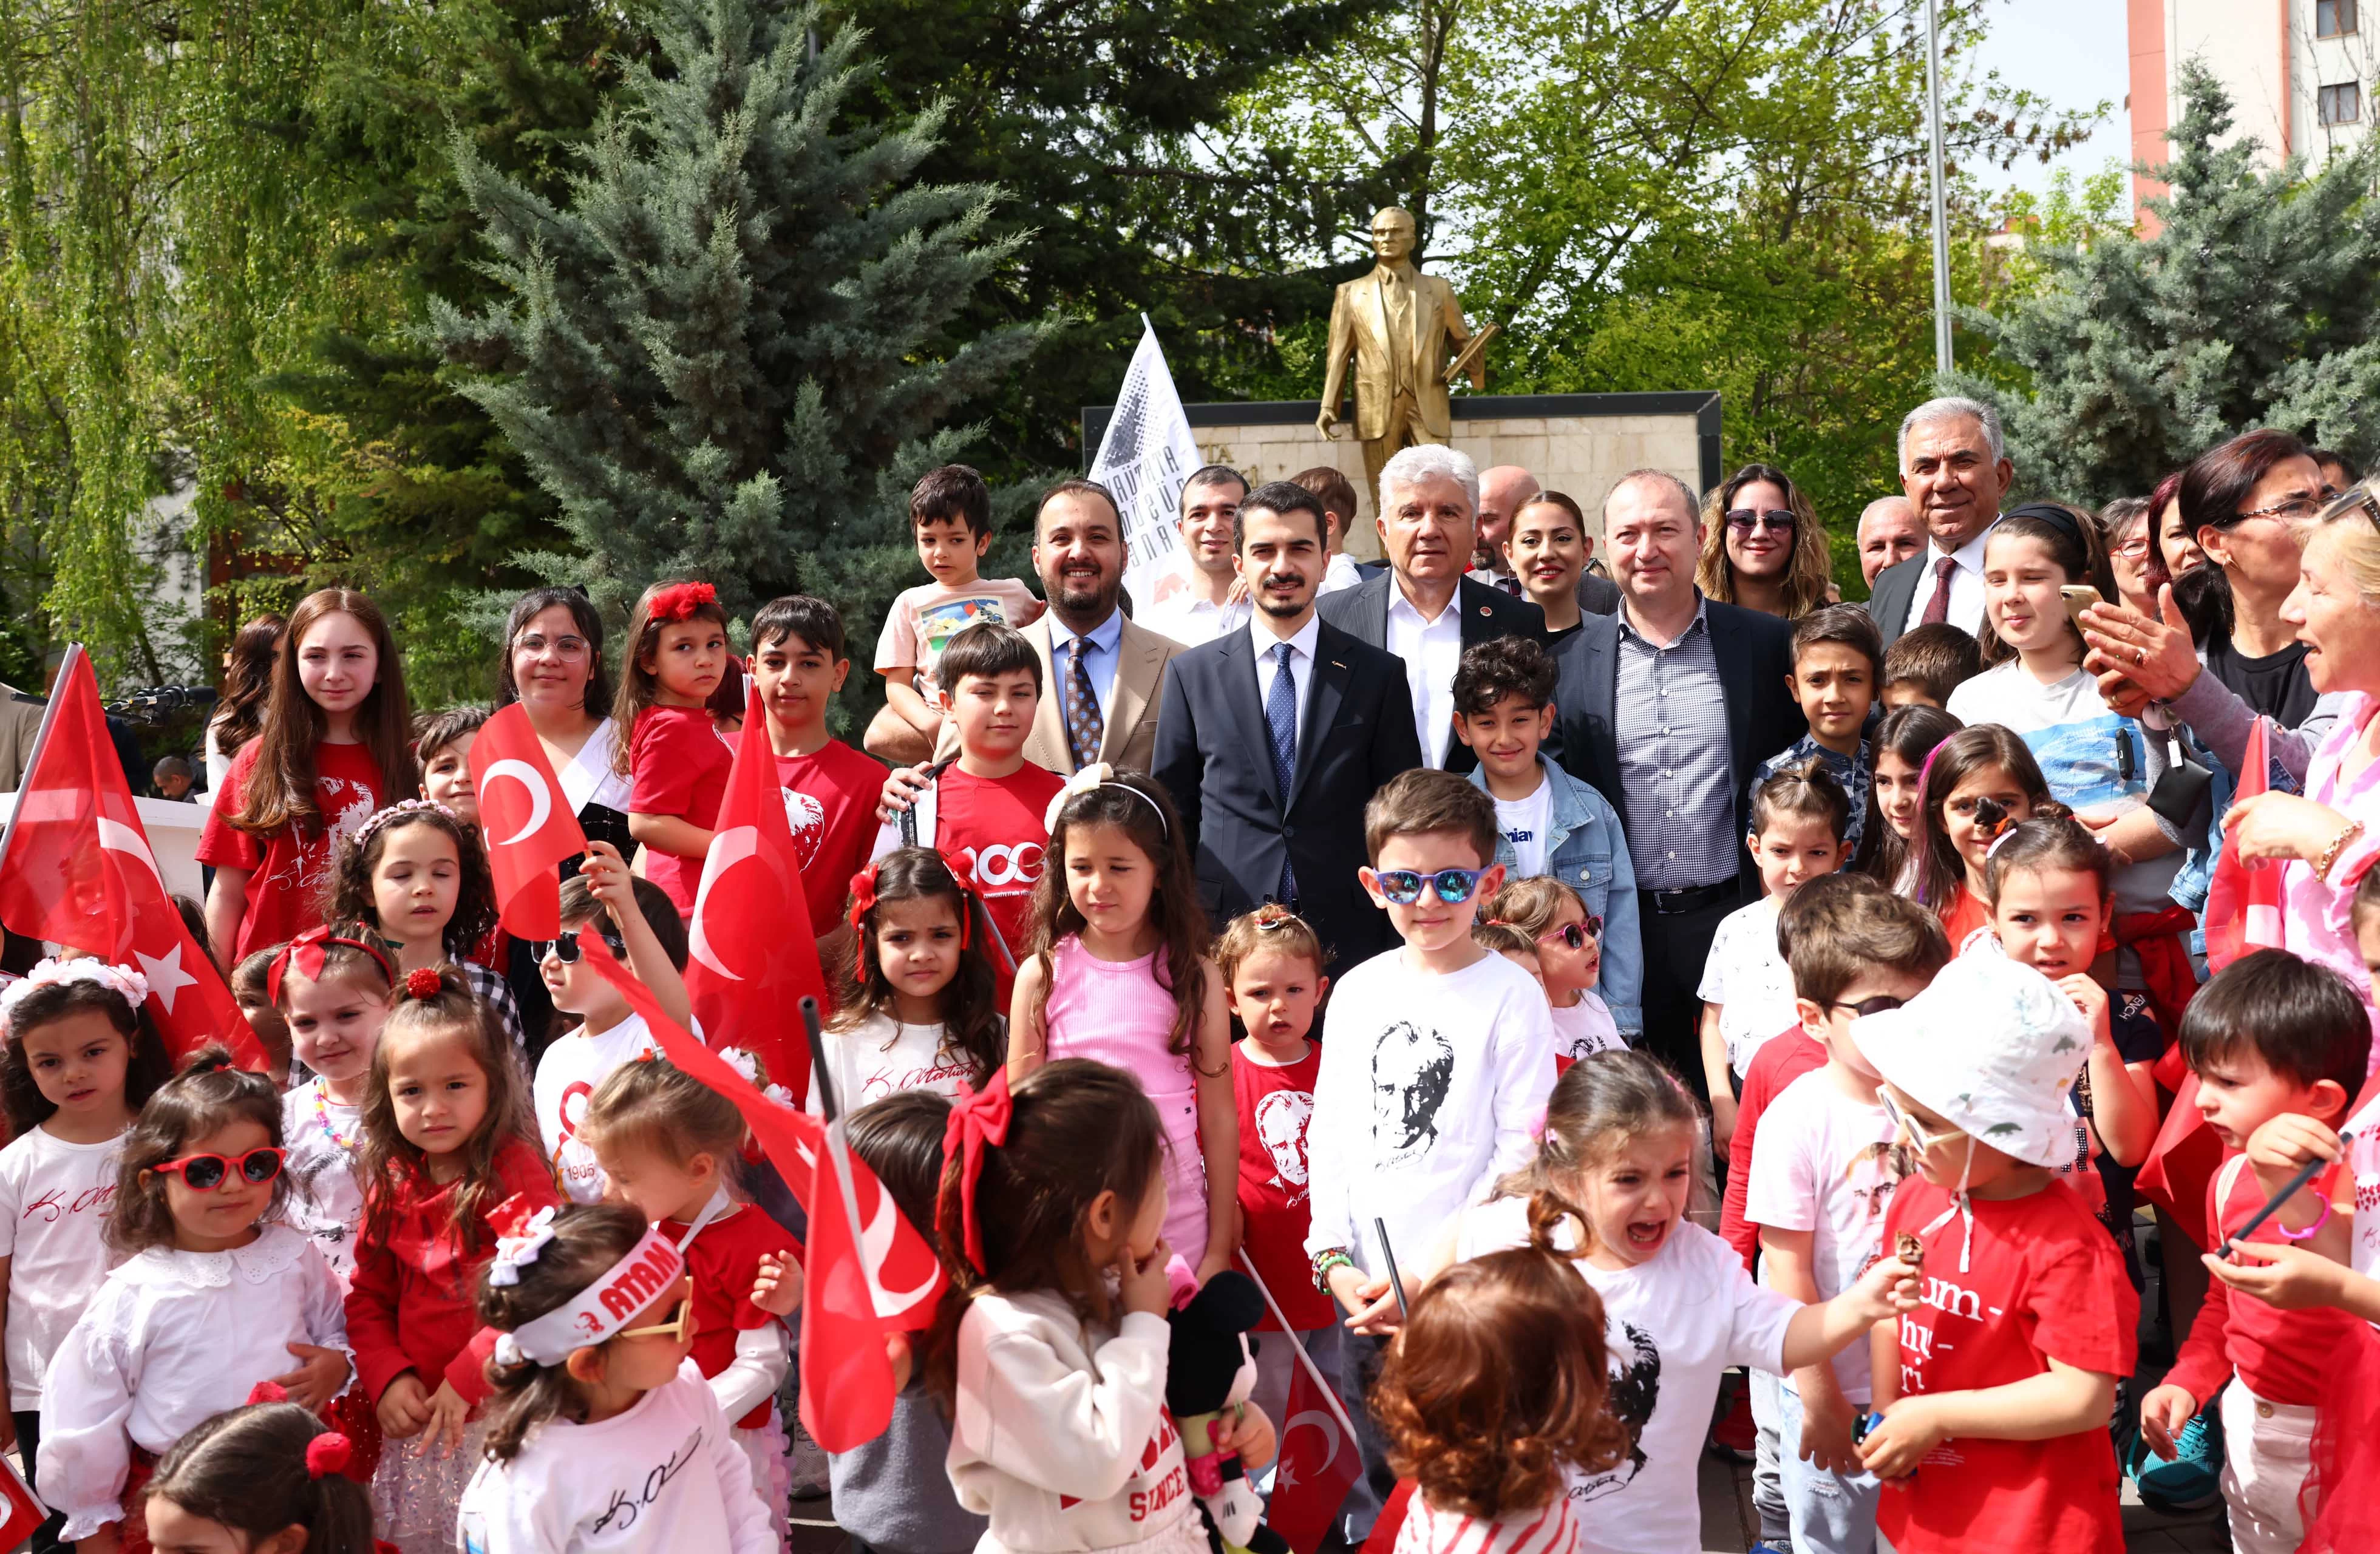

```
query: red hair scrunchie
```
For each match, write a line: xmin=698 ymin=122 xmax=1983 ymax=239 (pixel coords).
xmin=649 ymin=581 xmax=717 ymax=622
xmin=939 ymin=1070 xmax=1012 ymax=1276
xmin=847 ymin=856 xmax=977 ymax=983
xmin=305 ymin=1432 xmax=354 ymax=1479
xmin=402 ymin=967 xmax=443 ymax=1000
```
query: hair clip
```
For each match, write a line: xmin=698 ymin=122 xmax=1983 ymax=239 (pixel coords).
xmin=487 ymin=1202 xmax=559 ymax=1288
xmin=401 ymin=967 xmax=444 ymax=1000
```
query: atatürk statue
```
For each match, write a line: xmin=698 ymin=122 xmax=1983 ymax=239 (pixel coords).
xmin=1316 ymin=207 xmax=1487 ymax=494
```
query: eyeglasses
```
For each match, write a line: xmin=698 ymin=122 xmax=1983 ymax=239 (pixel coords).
xmin=2113 ymin=537 xmax=2152 ymax=560
xmin=2321 ymin=483 xmax=2380 ymax=538
xmin=617 ymin=1296 xmax=695 ymax=1343
xmin=1537 ymin=917 xmax=1603 ymax=950
xmin=1874 ymin=1087 xmax=1954 ymax=1154
xmin=1827 ymin=994 xmax=1906 ymax=1018
xmin=1724 ymin=509 xmax=1797 ymax=534
xmin=1371 ymin=867 xmax=1487 ymax=905
xmin=152 ymin=1146 xmax=287 ymax=1192
xmin=535 ymin=931 xmax=625 ymax=965
xmin=515 ymin=633 xmax=590 ymax=659
xmin=2232 ymin=496 xmax=2324 ymax=524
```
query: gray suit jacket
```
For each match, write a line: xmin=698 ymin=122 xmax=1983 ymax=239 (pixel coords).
xmin=1316 ymin=571 xmax=1546 ymax=776
xmin=1577 ymin=571 xmax=1622 ymax=617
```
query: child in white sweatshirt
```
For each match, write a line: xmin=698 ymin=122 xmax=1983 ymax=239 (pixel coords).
xmin=934 ymin=1060 xmax=1277 ymax=1554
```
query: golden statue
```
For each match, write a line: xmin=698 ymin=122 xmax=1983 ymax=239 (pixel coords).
xmin=1316 ymin=207 xmax=1492 ymax=495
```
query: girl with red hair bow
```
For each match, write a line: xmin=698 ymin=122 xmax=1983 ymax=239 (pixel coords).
xmin=821 ymin=847 xmax=1006 ymax=1113
xmin=613 ymin=579 xmax=733 ymax=915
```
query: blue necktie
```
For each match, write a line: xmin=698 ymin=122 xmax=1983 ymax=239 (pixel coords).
xmin=1266 ymin=642 xmax=1299 ymax=902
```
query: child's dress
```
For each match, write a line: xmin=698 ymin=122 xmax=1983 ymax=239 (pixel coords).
xmin=1393 ymin=1491 xmax=1579 ymax=1554
xmin=1550 ymin=989 xmax=1623 ymax=1063
xmin=39 ymin=1223 xmax=350 ymax=1547
xmin=627 ymin=704 xmax=733 ymax=914
xmin=664 ymin=1190 xmax=800 ymax=1541
xmin=347 ymin=1140 xmax=559 ymax=1553
xmin=1041 ymin=935 xmax=1208 ymax=1258
xmin=817 ymin=1011 xmax=978 ymax=1109
xmin=457 ymin=1357 xmax=776 ymax=1554
xmin=946 ymin=1288 xmax=1202 ymax=1554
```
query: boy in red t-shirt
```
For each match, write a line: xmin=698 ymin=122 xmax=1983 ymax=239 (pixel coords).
xmin=869 ymin=622 xmax=1061 ymax=1006
xmin=737 ymin=595 xmax=888 ymax=932
xmin=1852 ymin=954 xmax=2138 ymax=1554
xmin=2138 ymin=949 xmax=2368 ymax=1554
xmin=1216 ymin=902 xmax=1339 ymax=1434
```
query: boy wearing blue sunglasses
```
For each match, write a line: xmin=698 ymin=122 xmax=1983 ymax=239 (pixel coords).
xmin=1304 ymin=769 xmax=1559 ymax=1530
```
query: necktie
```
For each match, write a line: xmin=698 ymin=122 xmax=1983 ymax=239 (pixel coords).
xmin=1919 ymin=554 xmax=1958 ymax=626
xmin=1266 ymin=642 xmax=1299 ymax=901
xmin=1064 ymin=639 xmax=1103 ymax=770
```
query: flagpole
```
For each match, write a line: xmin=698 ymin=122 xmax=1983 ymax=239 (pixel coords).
xmin=800 ymin=996 xmax=838 ymax=1123
xmin=0 ymin=643 xmax=83 ymax=901
xmin=1235 ymin=1250 xmax=1358 ymax=1441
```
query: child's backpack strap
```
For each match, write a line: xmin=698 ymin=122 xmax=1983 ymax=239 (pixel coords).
xmin=898 ymin=758 xmax=955 ymax=851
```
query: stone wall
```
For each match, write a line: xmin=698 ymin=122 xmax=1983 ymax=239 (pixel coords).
xmin=1084 ymin=392 xmax=1721 ymax=562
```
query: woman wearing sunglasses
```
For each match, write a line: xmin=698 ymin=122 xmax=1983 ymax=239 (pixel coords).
xmin=39 ymin=1051 xmax=353 ymax=1552
xmin=1696 ymin=464 xmax=1835 ymax=621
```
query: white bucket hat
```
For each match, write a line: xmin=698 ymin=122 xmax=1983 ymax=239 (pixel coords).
xmin=1851 ymin=955 xmax=2092 ymax=1272
xmin=1851 ymin=953 xmax=2091 ymax=1170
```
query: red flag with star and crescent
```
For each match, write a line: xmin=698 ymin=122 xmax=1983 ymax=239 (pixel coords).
xmin=573 ymin=931 xmax=942 ymax=1450
xmin=1240 ymin=1252 xmax=1362 ymax=1554
xmin=0 ymin=652 xmax=264 ymax=1067
xmin=683 ymin=681 xmax=826 ymax=1105
xmin=467 ymin=702 xmax=586 ymax=939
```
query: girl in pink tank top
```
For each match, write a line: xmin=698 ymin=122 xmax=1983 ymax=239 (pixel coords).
xmin=1010 ymin=766 xmax=1238 ymax=1281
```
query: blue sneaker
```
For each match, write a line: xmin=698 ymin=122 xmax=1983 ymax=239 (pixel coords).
xmin=2131 ymin=1397 xmax=2224 ymax=1514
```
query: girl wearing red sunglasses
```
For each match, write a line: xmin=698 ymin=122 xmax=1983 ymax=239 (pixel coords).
xmin=38 ymin=1050 xmax=352 ymax=1553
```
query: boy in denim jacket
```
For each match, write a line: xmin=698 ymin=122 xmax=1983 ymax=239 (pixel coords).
xmin=1453 ymin=636 xmax=1641 ymax=1039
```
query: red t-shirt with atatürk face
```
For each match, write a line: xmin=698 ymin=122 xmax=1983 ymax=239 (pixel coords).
xmin=195 ymin=740 xmax=387 ymax=961
xmin=1233 ymin=1042 xmax=1333 ymax=1331
xmin=1876 ymin=1175 xmax=2137 ymax=1554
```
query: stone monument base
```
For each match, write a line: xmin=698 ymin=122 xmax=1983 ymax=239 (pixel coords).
xmin=1084 ymin=391 xmax=1720 ymax=562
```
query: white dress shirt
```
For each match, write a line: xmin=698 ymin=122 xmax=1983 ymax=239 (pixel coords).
xmin=1900 ymin=516 xmax=2001 ymax=637
xmin=1250 ymin=612 xmax=1321 ymax=754
xmin=1386 ymin=582 xmax=1464 ymax=768
xmin=1140 ymin=589 xmax=1251 ymax=647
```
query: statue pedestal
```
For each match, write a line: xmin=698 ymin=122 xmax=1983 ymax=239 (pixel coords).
xmin=1083 ymin=391 xmax=1719 ymax=562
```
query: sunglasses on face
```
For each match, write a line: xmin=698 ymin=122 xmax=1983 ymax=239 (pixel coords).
xmin=152 ymin=1146 xmax=287 ymax=1192
xmin=1371 ymin=867 xmax=1487 ymax=906
xmin=617 ymin=1295 xmax=695 ymax=1344
xmin=1537 ymin=917 xmax=1603 ymax=950
xmin=535 ymin=931 xmax=626 ymax=965
xmin=1874 ymin=1087 xmax=1955 ymax=1154
xmin=1725 ymin=509 xmax=1797 ymax=534
xmin=1828 ymin=994 xmax=1905 ymax=1019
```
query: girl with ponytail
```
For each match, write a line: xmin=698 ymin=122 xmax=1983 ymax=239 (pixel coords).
xmin=1426 ymin=1053 xmax=1922 ymax=1554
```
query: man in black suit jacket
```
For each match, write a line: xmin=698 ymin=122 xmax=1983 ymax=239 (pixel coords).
xmin=1549 ymin=470 xmax=1805 ymax=1097
xmin=1318 ymin=444 xmax=1543 ymax=776
xmin=1864 ymin=396 xmax=2014 ymax=645
xmin=1154 ymin=481 xmax=1424 ymax=973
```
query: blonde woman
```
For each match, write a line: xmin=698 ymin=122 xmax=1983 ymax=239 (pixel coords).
xmin=1695 ymin=463 xmax=1833 ymax=619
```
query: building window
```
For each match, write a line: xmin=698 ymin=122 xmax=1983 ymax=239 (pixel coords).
xmin=2319 ymin=0 xmax=2358 ymax=38
xmin=2320 ymin=81 xmax=2362 ymax=124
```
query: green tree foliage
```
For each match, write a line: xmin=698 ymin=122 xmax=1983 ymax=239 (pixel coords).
xmin=1951 ymin=63 xmax=2380 ymax=505
xmin=818 ymin=0 xmax=1382 ymax=470
xmin=431 ymin=0 xmax=1046 ymax=668
xmin=1213 ymin=0 xmax=2094 ymax=592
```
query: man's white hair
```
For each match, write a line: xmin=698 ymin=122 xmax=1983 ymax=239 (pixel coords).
xmin=1378 ymin=444 xmax=1480 ymax=517
xmin=1897 ymin=396 xmax=2006 ymax=470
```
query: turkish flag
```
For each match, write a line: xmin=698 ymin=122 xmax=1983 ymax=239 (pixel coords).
xmin=468 ymin=704 xmax=586 ymax=938
xmin=0 ymin=653 xmax=263 ymax=1068
xmin=573 ymin=933 xmax=942 ymax=1448
xmin=685 ymin=684 xmax=826 ymax=1105
xmin=2203 ymin=714 xmax=2285 ymax=974
xmin=0 ymin=1448 xmax=46 ymax=1551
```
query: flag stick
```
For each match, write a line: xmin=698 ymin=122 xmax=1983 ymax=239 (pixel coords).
xmin=800 ymin=995 xmax=838 ymax=1124
xmin=0 ymin=643 xmax=81 ymax=899
xmin=1235 ymin=1250 xmax=1358 ymax=1440
xmin=2223 ymin=1131 xmax=2351 ymax=1258
xmin=1373 ymin=1217 xmax=1409 ymax=1317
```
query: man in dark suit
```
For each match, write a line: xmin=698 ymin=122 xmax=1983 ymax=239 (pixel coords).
xmin=1318 ymin=444 xmax=1542 ymax=776
xmin=1865 ymin=396 xmax=2014 ymax=645
xmin=1154 ymin=481 xmax=1424 ymax=972
xmin=1550 ymin=469 xmax=1804 ymax=1095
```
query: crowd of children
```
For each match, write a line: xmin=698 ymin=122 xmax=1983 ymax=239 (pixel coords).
xmin=10 ymin=455 xmax=2380 ymax=1554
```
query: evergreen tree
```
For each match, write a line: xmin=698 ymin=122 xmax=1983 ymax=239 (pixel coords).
xmin=432 ymin=0 xmax=1043 ymax=633
xmin=1953 ymin=61 xmax=2380 ymax=503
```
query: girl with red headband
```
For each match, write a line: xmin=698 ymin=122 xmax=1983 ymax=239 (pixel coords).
xmin=139 ymin=1398 xmax=378 ymax=1554
xmin=823 ymin=847 xmax=1006 ymax=1111
xmin=613 ymin=579 xmax=733 ymax=915
xmin=344 ymin=969 xmax=555 ymax=1553
xmin=930 ymin=1060 xmax=1271 ymax=1554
